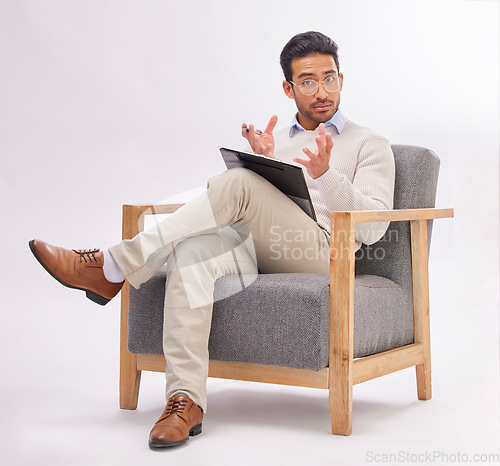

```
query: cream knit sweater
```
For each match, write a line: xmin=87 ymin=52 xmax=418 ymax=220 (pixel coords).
xmin=273 ymin=119 xmax=395 ymax=250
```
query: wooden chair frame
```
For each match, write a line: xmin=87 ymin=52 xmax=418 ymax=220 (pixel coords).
xmin=119 ymin=203 xmax=453 ymax=435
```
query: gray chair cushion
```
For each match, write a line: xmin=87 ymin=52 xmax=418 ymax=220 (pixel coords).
xmin=128 ymin=272 xmax=413 ymax=370
xmin=127 ymin=145 xmax=439 ymax=371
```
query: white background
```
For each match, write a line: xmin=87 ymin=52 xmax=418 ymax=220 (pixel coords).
xmin=1 ymin=0 xmax=498 ymax=465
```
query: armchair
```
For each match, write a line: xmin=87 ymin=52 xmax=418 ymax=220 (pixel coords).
xmin=119 ymin=145 xmax=453 ymax=435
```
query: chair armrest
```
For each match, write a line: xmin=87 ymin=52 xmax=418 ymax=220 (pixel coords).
xmin=347 ymin=207 xmax=454 ymax=223
xmin=328 ymin=207 xmax=454 ymax=288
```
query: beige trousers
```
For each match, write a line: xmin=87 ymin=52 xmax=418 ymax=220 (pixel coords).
xmin=110 ymin=168 xmax=330 ymax=411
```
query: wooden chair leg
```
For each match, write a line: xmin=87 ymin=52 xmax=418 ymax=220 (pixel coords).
xmin=416 ymin=362 xmax=431 ymax=400
xmin=329 ymin=212 xmax=355 ymax=435
xmin=329 ymin=377 xmax=353 ymax=435
xmin=120 ymin=281 xmax=141 ymax=409
xmin=120 ymin=354 xmax=141 ymax=409
xmin=411 ymin=219 xmax=432 ymax=400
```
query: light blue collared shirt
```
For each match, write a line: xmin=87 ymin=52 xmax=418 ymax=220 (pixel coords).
xmin=289 ymin=108 xmax=346 ymax=138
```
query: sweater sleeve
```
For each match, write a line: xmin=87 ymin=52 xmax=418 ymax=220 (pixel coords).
xmin=313 ymin=135 xmax=395 ymax=245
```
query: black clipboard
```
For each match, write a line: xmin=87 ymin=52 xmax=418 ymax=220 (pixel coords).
xmin=220 ymin=147 xmax=317 ymax=221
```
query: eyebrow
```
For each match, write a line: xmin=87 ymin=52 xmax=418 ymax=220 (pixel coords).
xmin=297 ymin=69 xmax=337 ymax=80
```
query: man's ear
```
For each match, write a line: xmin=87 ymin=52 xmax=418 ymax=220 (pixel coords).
xmin=283 ymin=80 xmax=295 ymax=99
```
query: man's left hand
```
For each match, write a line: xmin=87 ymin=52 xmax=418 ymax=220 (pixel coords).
xmin=293 ymin=123 xmax=333 ymax=179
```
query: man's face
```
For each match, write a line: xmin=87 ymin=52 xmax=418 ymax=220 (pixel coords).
xmin=283 ymin=54 xmax=343 ymax=131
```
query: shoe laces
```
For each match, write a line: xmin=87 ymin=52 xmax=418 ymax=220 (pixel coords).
xmin=73 ymin=248 xmax=100 ymax=263
xmin=166 ymin=397 xmax=188 ymax=414
xmin=158 ymin=397 xmax=189 ymax=422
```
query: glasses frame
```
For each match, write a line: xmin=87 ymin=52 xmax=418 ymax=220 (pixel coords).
xmin=290 ymin=75 xmax=342 ymax=96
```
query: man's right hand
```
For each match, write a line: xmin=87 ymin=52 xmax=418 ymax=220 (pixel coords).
xmin=241 ymin=115 xmax=278 ymax=158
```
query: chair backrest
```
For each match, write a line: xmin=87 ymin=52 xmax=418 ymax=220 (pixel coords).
xmin=354 ymin=145 xmax=440 ymax=291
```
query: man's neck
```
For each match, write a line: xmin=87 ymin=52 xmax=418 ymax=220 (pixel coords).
xmin=297 ymin=114 xmax=320 ymax=131
xmin=289 ymin=108 xmax=345 ymax=138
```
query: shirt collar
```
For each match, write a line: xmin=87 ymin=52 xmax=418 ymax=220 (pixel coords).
xmin=289 ymin=108 xmax=346 ymax=137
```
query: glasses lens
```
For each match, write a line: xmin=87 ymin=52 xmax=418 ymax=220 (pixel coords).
xmin=300 ymin=80 xmax=318 ymax=95
xmin=324 ymin=76 xmax=339 ymax=93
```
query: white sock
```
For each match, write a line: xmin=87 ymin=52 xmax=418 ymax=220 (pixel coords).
xmin=103 ymin=249 xmax=126 ymax=283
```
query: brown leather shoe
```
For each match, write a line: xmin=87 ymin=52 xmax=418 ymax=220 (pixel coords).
xmin=149 ymin=395 xmax=203 ymax=448
xmin=29 ymin=239 xmax=123 ymax=306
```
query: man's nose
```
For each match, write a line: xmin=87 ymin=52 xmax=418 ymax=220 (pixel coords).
xmin=315 ymin=82 xmax=329 ymax=99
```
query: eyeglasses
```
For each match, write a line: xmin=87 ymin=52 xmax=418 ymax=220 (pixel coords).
xmin=290 ymin=75 xmax=341 ymax=96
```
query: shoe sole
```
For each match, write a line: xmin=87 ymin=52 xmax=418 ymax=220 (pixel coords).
xmin=29 ymin=240 xmax=110 ymax=306
xmin=149 ymin=424 xmax=202 ymax=449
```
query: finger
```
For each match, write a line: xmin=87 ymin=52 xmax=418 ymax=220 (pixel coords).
xmin=248 ymin=123 xmax=257 ymax=146
xmin=318 ymin=122 xmax=326 ymax=137
xmin=326 ymin=133 xmax=334 ymax=152
xmin=293 ymin=157 xmax=309 ymax=167
xmin=264 ymin=115 xmax=278 ymax=134
xmin=241 ymin=123 xmax=250 ymax=140
xmin=315 ymin=134 xmax=327 ymax=153
xmin=302 ymin=147 xmax=316 ymax=160
xmin=319 ymin=124 xmax=329 ymax=144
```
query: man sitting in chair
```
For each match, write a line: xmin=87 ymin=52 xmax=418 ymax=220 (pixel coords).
xmin=30 ymin=31 xmax=395 ymax=448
